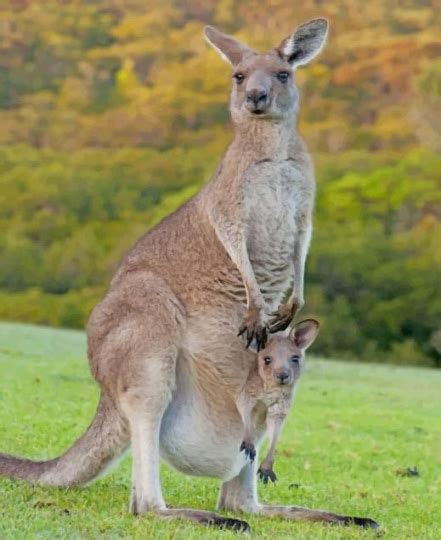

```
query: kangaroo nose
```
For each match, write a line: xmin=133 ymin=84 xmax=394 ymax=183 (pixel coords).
xmin=246 ymin=88 xmax=268 ymax=106
xmin=276 ymin=371 xmax=290 ymax=385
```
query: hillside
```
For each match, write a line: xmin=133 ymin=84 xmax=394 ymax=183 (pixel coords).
xmin=0 ymin=0 xmax=440 ymax=366
xmin=0 ymin=322 xmax=440 ymax=538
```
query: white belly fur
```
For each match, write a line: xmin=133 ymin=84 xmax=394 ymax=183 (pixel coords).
xmin=160 ymin=401 xmax=250 ymax=481
xmin=159 ymin=383 xmax=253 ymax=480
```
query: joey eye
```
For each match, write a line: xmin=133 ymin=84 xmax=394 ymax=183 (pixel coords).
xmin=277 ymin=71 xmax=290 ymax=83
xmin=263 ymin=357 xmax=272 ymax=365
xmin=290 ymin=355 xmax=300 ymax=364
xmin=233 ymin=73 xmax=245 ymax=84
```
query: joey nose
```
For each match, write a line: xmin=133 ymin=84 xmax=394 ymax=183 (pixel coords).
xmin=276 ymin=371 xmax=290 ymax=385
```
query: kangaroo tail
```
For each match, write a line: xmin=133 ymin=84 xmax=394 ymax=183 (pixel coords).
xmin=0 ymin=392 xmax=129 ymax=487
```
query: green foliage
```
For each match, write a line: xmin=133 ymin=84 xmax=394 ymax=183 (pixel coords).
xmin=0 ymin=1 xmax=440 ymax=366
xmin=305 ymin=150 xmax=441 ymax=367
xmin=0 ymin=288 xmax=102 ymax=329
xmin=1 ymin=323 xmax=440 ymax=538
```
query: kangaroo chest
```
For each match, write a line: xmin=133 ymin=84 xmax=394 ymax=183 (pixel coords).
xmin=244 ymin=159 xmax=313 ymax=303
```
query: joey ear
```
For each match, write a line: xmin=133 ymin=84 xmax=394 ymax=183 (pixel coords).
xmin=290 ymin=319 xmax=320 ymax=350
xmin=276 ymin=18 xmax=328 ymax=68
xmin=204 ymin=26 xmax=254 ymax=66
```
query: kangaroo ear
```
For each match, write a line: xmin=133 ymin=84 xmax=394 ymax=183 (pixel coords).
xmin=276 ymin=18 xmax=328 ymax=68
xmin=204 ymin=26 xmax=254 ymax=66
xmin=290 ymin=319 xmax=320 ymax=350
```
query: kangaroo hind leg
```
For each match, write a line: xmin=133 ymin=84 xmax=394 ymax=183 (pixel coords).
xmin=120 ymin=344 xmax=176 ymax=514
xmin=88 ymin=270 xmax=182 ymax=514
xmin=114 ymin=275 xmax=184 ymax=515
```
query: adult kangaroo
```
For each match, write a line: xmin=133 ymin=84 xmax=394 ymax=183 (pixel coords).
xmin=0 ymin=19 xmax=378 ymax=532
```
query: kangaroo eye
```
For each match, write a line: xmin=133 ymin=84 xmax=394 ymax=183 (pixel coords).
xmin=233 ymin=73 xmax=245 ymax=84
xmin=277 ymin=71 xmax=290 ymax=83
xmin=290 ymin=356 xmax=300 ymax=364
xmin=263 ymin=357 xmax=272 ymax=365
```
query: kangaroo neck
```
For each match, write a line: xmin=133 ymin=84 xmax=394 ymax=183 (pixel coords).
xmin=204 ymin=114 xmax=299 ymax=195
xmin=229 ymin=115 xmax=297 ymax=161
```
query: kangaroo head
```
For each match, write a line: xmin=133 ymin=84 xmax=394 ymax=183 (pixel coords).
xmin=204 ymin=19 xmax=328 ymax=124
xmin=255 ymin=319 xmax=320 ymax=387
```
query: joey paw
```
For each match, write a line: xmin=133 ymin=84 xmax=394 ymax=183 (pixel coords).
xmin=240 ymin=441 xmax=256 ymax=463
xmin=257 ymin=466 xmax=277 ymax=485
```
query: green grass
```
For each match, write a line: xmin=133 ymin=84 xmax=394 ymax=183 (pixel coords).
xmin=0 ymin=322 xmax=440 ymax=539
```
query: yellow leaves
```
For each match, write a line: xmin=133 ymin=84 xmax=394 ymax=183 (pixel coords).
xmin=0 ymin=0 xmax=439 ymax=155
xmin=77 ymin=105 xmax=168 ymax=148
xmin=332 ymin=37 xmax=419 ymax=89
xmin=213 ymin=0 xmax=236 ymax=28
xmin=392 ymin=8 xmax=433 ymax=33
xmin=300 ymin=116 xmax=351 ymax=154
xmin=416 ymin=214 xmax=438 ymax=233
xmin=115 ymin=58 xmax=142 ymax=100
xmin=112 ymin=7 xmax=182 ymax=42
xmin=40 ymin=30 xmax=71 ymax=47
xmin=369 ymin=109 xmax=415 ymax=150
xmin=58 ymin=76 xmax=91 ymax=109
xmin=332 ymin=62 xmax=356 ymax=87
xmin=141 ymin=49 xmax=230 ymax=138
xmin=307 ymin=63 xmax=329 ymax=80
xmin=167 ymin=21 xmax=206 ymax=57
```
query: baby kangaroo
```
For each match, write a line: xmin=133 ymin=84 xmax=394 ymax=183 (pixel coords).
xmin=236 ymin=319 xmax=319 ymax=484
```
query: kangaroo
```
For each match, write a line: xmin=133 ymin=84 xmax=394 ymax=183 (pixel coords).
xmin=0 ymin=19 xmax=378 ymax=532
xmin=237 ymin=319 xmax=319 ymax=485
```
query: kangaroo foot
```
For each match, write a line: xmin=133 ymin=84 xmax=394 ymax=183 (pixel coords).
xmin=258 ymin=504 xmax=379 ymax=528
xmin=340 ymin=516 xmax=380 ymax=528
xmin=157 ymin=508 xmax=250 ymax=532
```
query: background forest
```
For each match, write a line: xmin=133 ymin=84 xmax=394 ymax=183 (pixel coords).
xmin=0 ymin=0 xmax=439 ymax=366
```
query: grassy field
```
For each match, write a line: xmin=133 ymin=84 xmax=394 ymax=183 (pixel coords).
xmin=0 ymin=322 xmax=440 ymax=539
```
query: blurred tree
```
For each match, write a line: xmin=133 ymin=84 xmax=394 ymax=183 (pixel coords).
xmin=0 ymin=0 xmax=439 ymax=366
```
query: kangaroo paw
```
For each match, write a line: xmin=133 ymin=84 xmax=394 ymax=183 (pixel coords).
xmin=238 ymin=307 xmax=268 ymax=351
